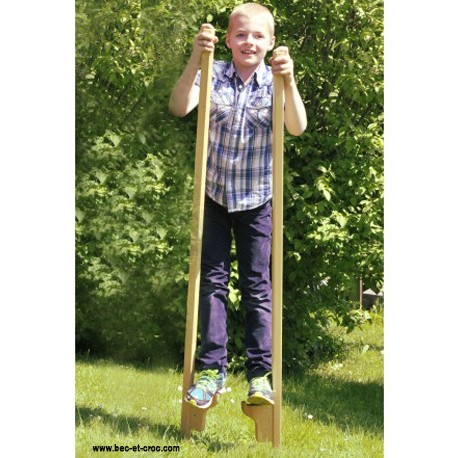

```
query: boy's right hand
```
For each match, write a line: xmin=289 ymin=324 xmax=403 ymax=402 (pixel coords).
xmin=169 ymin=24 xmax=216 ymax=117
xmin=192 ymin=24 xmax=218 ymax=60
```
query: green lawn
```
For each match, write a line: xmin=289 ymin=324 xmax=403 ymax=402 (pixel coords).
xmin=76 ymin=312 xmax=383 ymax=457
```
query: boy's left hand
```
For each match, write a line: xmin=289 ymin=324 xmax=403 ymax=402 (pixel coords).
xmin=269 ymin=46 xmax=295 ymax=85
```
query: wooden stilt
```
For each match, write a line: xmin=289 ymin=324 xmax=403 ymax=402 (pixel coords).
xmin=180 ymin=25 xmax=215 ymax=438
xmin=181 ymin=395 xmax=220 ymax=436
xmin=241 ymin=402 xmax=273 ymax=442
xmin=271 ymin=48 xmax=285 ymax=449
xmin=241 ymin=48 xmax=285 ymax=448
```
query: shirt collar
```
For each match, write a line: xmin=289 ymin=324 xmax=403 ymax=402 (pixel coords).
xmin=225 ymin=60 xmax=270 ymax=87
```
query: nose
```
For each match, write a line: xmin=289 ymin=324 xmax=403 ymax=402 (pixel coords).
xmin=245 ymin=34 xmax=255 ymax=44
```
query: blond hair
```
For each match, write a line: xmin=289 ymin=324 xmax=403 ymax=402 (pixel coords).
xmin=228 ymin=3 xmax=275 ymax=36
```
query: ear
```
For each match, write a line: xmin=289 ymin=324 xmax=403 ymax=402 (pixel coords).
xmin=225 ymin=34 xmax=232 ymax=49
xmin=268 ymin=35 xmax=276 ymax=52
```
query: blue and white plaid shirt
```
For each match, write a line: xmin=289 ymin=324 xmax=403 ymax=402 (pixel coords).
xmin=195 ymin=60 xmax=273 ymax=213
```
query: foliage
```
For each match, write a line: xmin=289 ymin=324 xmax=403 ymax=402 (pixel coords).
xmin=277 ymin=0 xmax=384 ymax=368
xmin=76 ymin=0 xmax=204 ymax=361
xmin=76 ymin=0 xmax=383 ymax=367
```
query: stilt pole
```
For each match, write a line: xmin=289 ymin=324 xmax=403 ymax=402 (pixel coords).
xmin=241 ymin=48 xmax=285 ymax=448
xmin=181 ymin=25 xmax=215 ymax=438
xmin=271 ymin=47 xmax=285 ymax=449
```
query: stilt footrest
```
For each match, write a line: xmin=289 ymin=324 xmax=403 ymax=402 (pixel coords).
xmin=241 ymin=401 xmax=273 ymax=443
xmin=181 ymin=394 xmax=220 ymax=437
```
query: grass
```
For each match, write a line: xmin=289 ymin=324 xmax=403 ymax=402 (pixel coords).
xmin=76 ymin=311 xmax=383 ymax=457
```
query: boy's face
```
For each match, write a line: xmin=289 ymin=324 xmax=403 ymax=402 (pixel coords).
xmin=226 ymin=13 xmax=275 ymax=73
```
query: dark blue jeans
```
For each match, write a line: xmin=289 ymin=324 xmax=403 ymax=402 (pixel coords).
xmin=197 ymin=196 xmax=272 ymax=381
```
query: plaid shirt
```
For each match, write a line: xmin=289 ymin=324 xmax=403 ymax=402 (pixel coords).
xmin=195 ymin=60 xmax=273 ymax=212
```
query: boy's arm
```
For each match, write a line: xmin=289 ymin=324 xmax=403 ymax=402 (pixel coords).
xmin=269 ymin=47 xmax=307 ymax=136
xmin=169 ymin=24 xmax=218 ymax=117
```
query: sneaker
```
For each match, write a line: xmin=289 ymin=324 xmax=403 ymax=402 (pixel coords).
xmin=247 ymin=373 xmax=274 ymax=405
xmin=185 ymin=369 xmax=226 ymax=409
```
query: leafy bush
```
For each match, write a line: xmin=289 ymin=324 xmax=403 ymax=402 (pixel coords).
xmin=76 ymin=0 xmax=203 ymax=362
xmin=76 ymin=0 xmax=383 ymax=369
xmin=275 ymin=0 xmax=384 ymax=368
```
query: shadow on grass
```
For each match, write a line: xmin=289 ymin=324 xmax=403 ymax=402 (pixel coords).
xmin=75 ymin=405 xmax=237 ymax=452
xmin=191 ymin=433 xmax=239 ymax=454
xmin=76 ymin=405 xmax=182 ymax=439
xmin=284 ymin=371 xmax=383 ymax=434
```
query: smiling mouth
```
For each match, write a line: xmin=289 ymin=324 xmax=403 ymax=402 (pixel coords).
xmin=241 ymin=50 xmax=256 ymax=55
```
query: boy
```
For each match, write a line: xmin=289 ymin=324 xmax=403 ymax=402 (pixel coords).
xmin=169 ymin=3 xmax=307 ymax=408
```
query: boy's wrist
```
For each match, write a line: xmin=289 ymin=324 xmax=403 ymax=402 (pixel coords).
xmin=284 ymin=76 xmax=297 ymax=88
xmin=189 ymin=52 xmax=203 ymax=69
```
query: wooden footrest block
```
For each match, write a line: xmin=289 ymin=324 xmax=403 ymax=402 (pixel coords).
xmin=181 ymin=394 xmax=220 ymax=437
xmin=241 ymin=401 xmax=273 ymax=442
